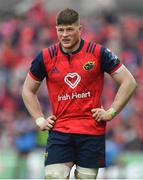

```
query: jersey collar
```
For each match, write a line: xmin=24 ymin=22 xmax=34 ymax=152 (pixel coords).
xmin=60 ymin=39 xmax=84 ymax=55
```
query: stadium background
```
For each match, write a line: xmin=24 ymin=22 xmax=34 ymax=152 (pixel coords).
xmin=0 ymin=0 xmax=143 ymax=178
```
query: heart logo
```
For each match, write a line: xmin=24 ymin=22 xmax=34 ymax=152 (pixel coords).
xmin=64 ymin=72 xmax=81 ymax=89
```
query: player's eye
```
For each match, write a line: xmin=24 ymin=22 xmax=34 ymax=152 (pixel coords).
xmin=67 ymin=28 xmax=74 ymax=32
xmin=58 ymin=28 xmax=64 ymax=32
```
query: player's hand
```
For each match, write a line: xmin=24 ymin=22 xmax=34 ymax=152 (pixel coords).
xmin=37 ymin=115 xmax=57 ymax=131
xmin=91 ymin=108 xmax=113 ymax=122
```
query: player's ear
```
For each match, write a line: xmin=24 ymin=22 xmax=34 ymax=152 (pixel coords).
xmin=79 ymin=25 xmax=83 ymax=33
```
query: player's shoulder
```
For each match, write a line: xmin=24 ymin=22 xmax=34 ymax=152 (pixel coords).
xmin=84 ymin=40 xmax=103 ymax=56
xmin=100 ymin=46 xmax=119 ymax=60
xmin=42 ymin=42 xmax=59 ymax=61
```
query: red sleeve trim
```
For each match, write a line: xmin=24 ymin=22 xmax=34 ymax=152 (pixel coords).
xmin=28 ymin=71 xmax=41 ymax=82
xmin=109 ymin=63 xmax=122 ymax=74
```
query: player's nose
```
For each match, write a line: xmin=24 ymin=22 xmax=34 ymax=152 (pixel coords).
xmin=62 ymin=30 xmax=69 ymax=37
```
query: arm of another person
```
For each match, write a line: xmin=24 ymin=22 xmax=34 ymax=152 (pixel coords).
xmin=91 ymin=65 xmax=137 ymax=121
xmin=22 ymin=74 xmax=56 ymax=130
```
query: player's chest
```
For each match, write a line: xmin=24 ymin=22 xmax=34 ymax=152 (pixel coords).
xmin=45 ymin=53 xmax=101 ymax=82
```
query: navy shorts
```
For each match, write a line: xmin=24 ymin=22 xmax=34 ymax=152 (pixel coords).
xmin=45 ymin=131 xmax=105 ymax=168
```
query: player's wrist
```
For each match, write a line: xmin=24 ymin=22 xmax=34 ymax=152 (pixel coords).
xmin=35 ymin=117 xmax=45 ymax=127
xmin=107 ymin=107 xmax=117 ymax=118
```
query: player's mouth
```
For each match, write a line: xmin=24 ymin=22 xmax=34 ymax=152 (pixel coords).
xmin=62 ymin=39 xmax=71 ymax=44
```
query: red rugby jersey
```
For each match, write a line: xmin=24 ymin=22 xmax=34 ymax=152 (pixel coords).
xmin=29 ymin=39 xmax=122 ymax=135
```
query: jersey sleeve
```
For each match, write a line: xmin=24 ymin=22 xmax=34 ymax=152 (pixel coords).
xmin=29 ymin=52 xmax=46 ymax=81
xmin=100 ymin=47 xmax=122 ymax=74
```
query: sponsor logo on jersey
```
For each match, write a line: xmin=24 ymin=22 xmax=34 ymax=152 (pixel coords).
xmin=83 ymin=61 xmax=95 ymax=70
xmin=106 ymin=48 xmax=118 ymax=59
xmin=58 ymin=91 xmax=91 ymax=101
xmin=64 ymin=72 xmax=81 ymax=89
xmin=50 ymin=66 xmax=59 ymax=73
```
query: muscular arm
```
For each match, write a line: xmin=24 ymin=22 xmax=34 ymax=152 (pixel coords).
xmin=91 ymin=65 xmax=137 ymax=121
xmin=22 ymin=74 xmax=44 ymax=119
xmin=22 ymin=74 xmax=56 ymax=130
xmin=110 ymin=65 xmax=137 ymax=114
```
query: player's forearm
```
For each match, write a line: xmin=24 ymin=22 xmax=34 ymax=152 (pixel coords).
xmin=22 ymin=90 xmax=44 ymax=120
xmin=111 ymin=78 xmax=137 ymax=114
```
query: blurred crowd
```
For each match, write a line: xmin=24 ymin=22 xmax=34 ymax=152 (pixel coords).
xmin=0 ymin=1 xmax=143 ymax=178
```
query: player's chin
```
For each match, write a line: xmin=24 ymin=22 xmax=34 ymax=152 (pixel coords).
xmin=61 ymin=42 xmax=72 ymax=48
